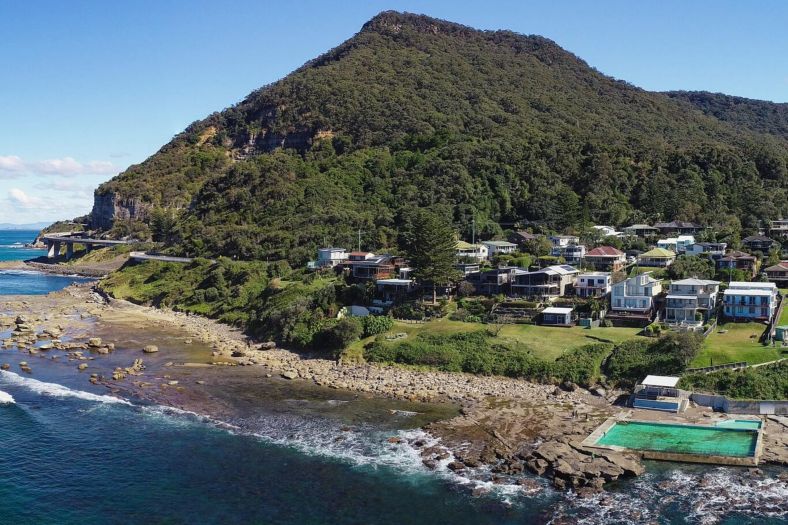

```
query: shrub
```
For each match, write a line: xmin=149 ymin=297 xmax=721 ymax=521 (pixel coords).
xmin=315 ymin=317 xmax=362 ymax=352
xmin=361 ymin=315 xmax=394 ymax=337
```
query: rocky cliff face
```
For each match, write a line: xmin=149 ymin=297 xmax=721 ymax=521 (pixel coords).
xmin=90 ymin=193 xmax=151 ymax=230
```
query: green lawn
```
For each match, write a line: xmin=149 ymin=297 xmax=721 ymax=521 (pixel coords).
xmin=344 ymin=318 xmax=643 ymax=362
xmin=692 ymin=322 xmax=782 ymax=367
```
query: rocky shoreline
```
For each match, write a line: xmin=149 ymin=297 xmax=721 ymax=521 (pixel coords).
xmin=1 ymin=282 xmax=786 ymax=495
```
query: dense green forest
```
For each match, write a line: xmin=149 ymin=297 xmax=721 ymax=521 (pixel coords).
xmin=90 ymin=11 xmax=788 ymax=264
xmin=667 ymin=91 xmax=788 ymax=140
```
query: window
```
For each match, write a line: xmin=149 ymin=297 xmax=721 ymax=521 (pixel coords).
xmin=749 ymin=307 xmax=755 ymax=314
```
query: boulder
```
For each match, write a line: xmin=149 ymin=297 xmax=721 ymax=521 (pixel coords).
xmin=281 ymin=370 xmax=298 ymax=380
xmin=591 ymin=386 xmax=607 ymax=397
xmin=596 ymin=451 xmax=645 ymax=477
xmin=88 ymin=337 xmax=102 ymax=348
xmin=142 ymin=345 xmax=159 ymax=354
xmin=0 ymin=363 xmax=9 ymax=370
xmin=78 ymin=363 xmax=88 ymax=371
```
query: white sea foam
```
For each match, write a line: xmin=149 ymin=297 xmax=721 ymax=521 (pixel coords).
xmin=0 ymin=370 xmax=130 ymax=405
xmin=0 ymin=390 xmax=15 ymax=405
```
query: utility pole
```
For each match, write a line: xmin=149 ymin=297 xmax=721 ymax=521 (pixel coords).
xmin=471 ymin=218 xmax=476 ymax=245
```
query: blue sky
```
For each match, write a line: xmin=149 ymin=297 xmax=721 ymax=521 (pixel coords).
xmin=1 ymin=0 xmax=786 ymax=223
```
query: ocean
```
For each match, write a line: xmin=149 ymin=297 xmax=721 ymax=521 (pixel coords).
xmin=0 ymin=229 xmax=784 ymax=524
xmin=0 ymin=230 xmax=92 ymax=294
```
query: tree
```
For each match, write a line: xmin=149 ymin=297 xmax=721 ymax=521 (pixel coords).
xmin=668 ymin=255 xmax=715 ymax=280
xmin=400 ymin=210 xmax=459 ymax=304
xmin=523 ymin=237 xmax=553 ymax=257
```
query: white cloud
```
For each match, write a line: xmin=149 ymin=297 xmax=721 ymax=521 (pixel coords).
xmin=0 ymin=155 xmax=118 ymax=177
xmin=8 ymin=188 xmax=43 ymax=209
xmin=0 ymin=156 xmax=25 ymax=172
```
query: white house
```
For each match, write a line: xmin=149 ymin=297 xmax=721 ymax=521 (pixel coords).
xmin=723 ymin=282 xmax=778 ymax=322
xmin=664 ymin=278 xmax=720 ymax=328
xmin=657 ymin=235 xmax=695 ymax=254
xmin=317 ymin=247 xmax=348 ymax=267
xmin=551 ymin=244 xmax=586 ymax=265
xmin=592 ymin=225 xmax=622 ymax=238
xmin=481 ymin=240 xmax=518 ymax=257
xmin=684 ymin=242 xmax=727 ymax=258
xmin=308 ymin=247 xmax=349 ymax=269
xmin=549 ymin=235 xmax=580 ymax=247
xmin=456 ymin=241 xmax=488 ymax=262
xmin=575 ymin=272 xmax=611 ymax=298
xmin=610 ymin=273 xmax=662 ymax=318
xmin=541 ymin=306 xmax=575 ymax=326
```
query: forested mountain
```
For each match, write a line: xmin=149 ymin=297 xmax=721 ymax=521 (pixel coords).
xmin=90 ymin=11 xmax=788 ymax=264
xmin=666 ymin=91 xmax=788 ymax=141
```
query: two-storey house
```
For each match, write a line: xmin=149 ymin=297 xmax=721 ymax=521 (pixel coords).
xmin=765 ymin=261 xmax=788 ymax=287
xmin=664 ymin=278 xmax=720 ymax=328
xmin=684 ymin=242 xmax=727 ymax=259
xmin=716 ymin=251 xmax=758 ymax=278
xmin=609 ymin=273 xmax=662 ymax=325
xmin=584 ymin=246 xmax=626 ymax=271
xmin=465 ymin=267 xmax=516 ymax=295
xmin=511 ymin=265 xmax=579 ymax=299
xmin=550 ymin=244 xmax=586 ymax=265
xmin=723 ymin=282 xmax=778 ymax=322
xmin=654 ymin=221 xmax=704 ymax=235
xmin=481 ymin=240 xmax=518 ymax=258
xmin=456 ymin=241 xmax=488 ymax=262
xmin=622 ymin=224 xmax=659 ymax=237
xmin=742 ymin=235 xmax=778 ymax=253
xmin=574 ymin=272 xmax=611 ymax=298
xmin=638 ymin=248 xmax=676 ymax=267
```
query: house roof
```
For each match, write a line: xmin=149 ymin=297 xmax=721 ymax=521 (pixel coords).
xmin=482 ymin=240 xmax=517 ymax=247
xmin=743 ymin=235 xmax=775 ymax=243
xmin=624 ymin=224 xmax=658 ymax=230
xmin=511 ymin=231 xmax=540 ymax=241
xmin=724 ymin=288 xmax=774 ymax=297
xmin=456 ymin=241 xmax=483 ymax=250
xmin=542 ymin=307 xmax=574 ymax=314
xmin=376 ymin=279 xmax=413 ymax=286
xmin=640 ymin=248 xmax=676 ymax=258
xmin=349 ymin=251 xmax=372 ymax=256
xmin=728 ymin=281 xmax=776 ymax=290
xmin=654 ymin=221 xmax=701 ymax=229
xmin=513 ymin=264 xmax=579 ymax=277
xmin=765 ymin=262 xmax=788 ymax=272
xmin=641 ymin=375 xmax=680 ymax=388
xmin=671 ymin=278 xmax=720 ymax=286
xmin=586 ymin=246 xmax=624 ymax=257
xmin=578 ymin=271 xmax=610 ymax=277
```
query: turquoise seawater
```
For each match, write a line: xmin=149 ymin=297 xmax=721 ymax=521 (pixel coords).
xmin=0 ymin=230 xmax=91 ymax=294
xmin=596 ymin=421 xmax=758 ymax=457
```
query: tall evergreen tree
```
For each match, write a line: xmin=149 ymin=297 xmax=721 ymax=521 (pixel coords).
xmin=401 ymin=210 xmax=458 ymax=304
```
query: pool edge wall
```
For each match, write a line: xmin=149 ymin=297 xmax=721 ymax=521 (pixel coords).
xmin=582 ymin=418 xmax=763 ymax=467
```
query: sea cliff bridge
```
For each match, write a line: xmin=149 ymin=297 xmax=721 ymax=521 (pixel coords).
xmin=41 ymin=233 xmax=129 ymax=260
xmin=40 ymin=233 xmax=195 ymax=264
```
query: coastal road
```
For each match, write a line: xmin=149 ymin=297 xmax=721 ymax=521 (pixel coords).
xmin=129 ymin=251 xmax=195 ymax=264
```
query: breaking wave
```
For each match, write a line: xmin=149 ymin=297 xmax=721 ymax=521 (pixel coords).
xmin=0 ymin=370 xmax=130 ymax=405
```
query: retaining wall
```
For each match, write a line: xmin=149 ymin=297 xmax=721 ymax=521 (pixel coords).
xmin=690 ymin=393 xmax=788 ymax=415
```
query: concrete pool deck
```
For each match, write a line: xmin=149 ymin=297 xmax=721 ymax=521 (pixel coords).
xmin=581 ymin=416 xmax=765 ymax=467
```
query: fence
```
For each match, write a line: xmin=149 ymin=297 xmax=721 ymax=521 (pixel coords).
xmin=690 ymin=393 xmax=788 ymax=415
xmin=685 ymin=361 xmax=747 ymax=374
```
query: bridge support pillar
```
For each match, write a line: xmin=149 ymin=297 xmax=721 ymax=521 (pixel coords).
xmin=65 ymin=243 xmax=74 ymax=260
xmin=47 ymin=241 xmax=58 ymax=259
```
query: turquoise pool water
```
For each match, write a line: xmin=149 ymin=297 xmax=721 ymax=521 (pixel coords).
xmin=716 ymin=419 xmax=762 ymax=430
xmin=596 ymin=421 xmax=758 ymax=457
